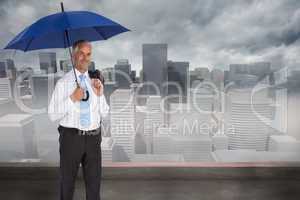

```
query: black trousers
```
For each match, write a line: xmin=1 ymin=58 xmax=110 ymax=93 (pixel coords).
xmin=58 ymin=126 xmax=102 ymax=200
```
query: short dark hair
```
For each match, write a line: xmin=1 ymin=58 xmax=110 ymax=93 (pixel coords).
xmin=72 ymin=40 xmax=90 ymax=51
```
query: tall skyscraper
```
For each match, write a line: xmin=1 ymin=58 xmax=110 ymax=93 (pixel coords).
xmin=39 ymin=52 xmax=57 ymax=73
xmin=167 ymin=61 xmax=189 ymax=103
xmin=142 ymin=44 xmax=168 ymax=96
xmin=114 ymin=59 xmax=131 ymax=88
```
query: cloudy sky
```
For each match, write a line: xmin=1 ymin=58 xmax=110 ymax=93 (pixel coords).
xmin=0 ymin=0 xmax=300 ymax=72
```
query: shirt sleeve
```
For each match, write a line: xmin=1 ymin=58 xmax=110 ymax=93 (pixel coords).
xmin=48 ymin=79 xmax=75 ymax=122
xmin=98 ymin=94 xmax=110 ymax=119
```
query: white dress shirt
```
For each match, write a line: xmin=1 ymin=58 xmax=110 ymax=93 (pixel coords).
xmin=48 ymin=68 xmax=109 ymax=131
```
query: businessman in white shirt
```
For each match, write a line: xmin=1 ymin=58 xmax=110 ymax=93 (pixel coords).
xmin=48 ymin=40 xmax=109 ymax=200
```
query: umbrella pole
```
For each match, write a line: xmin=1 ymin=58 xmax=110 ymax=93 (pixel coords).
xmin=61 ymin=2 xmax=88 ymax=101
xmin=65 ymin=31 xmax=80 ymax=88
xmin=61 ymin=2 xmax=79 ymax=89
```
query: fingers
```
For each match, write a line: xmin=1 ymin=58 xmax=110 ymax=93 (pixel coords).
xmin=75 ymin=87 xmax=84 ymax=93
xmin=92 ymin=79 xmax=102 ymax=88
xmin=90 ymin=78 xmax=103 ymax=96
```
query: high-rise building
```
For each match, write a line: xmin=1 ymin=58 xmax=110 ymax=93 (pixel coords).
xmin=0 ymin=77 xmax=12 ymax=99
xmin=102 ymin=68 xmax=117 ymax=103
xmin=173 ymin=136 xmax=213 ymax=162
xmin=224 ymin=70 xmax=230 ymax=86
xmin=101 ymin=137 xmax=116 ymax=162
xmin=0 ymin=114 xmax=38 ymax=159
xmin=39 ymin=52 xmax=57 ymax=73
xmin=0 ymin=59 xmax=16 ymax=92
xmin=88 ymin=61 xmax=96 ymax=71
xmin=110 ymin=89 xmax=135 ymax=160
xmin=130 ymin=70 xmax=137 ymax=83
xmin=59 ymin=60 xmax=72 ymax=73
xmin=144 ymin=96 xmax=164 ymax=154
xmin=169 ymin=88 xmax=215 ymax=137
xmin=59 ymin=60 xmax=95 ymax=73
xmin=268 ymin=135 xmax=300 ymax=152
xmin=226 ymin=88 xmax=274 ymax=151
xmin=211 ymin=68 xmax=224 ymax=89
xmin=228 ymin=62 xmax=271 ymax=84
xmin=142 ymin=44 xmax=168 ymax=96
xmin=0 ymin=60 xmax=7 ymax=78
xmin=6 ymin=59 xmax=16 ymax=80
xmin=102 ymin=67 xmax=115 ymax=83
xmin=114 ymin=59 xmax=131 ymax=88
xmin=272 ymin=64 xmax=300 ymax=140
xmin=153 ymin=127 xmax=175 ymax=154
xmin=167 ymin=61 xmax=189 ymax=103
xmin=189 ymin=67 xmax=210 ymax=87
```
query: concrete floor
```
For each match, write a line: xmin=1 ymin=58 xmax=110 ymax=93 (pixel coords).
xmin=1 ymin=179 xmax=300 ymax=200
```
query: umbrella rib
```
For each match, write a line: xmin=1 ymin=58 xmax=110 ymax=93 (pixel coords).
xmin=93 ymin=27 xmax=108 ymax=40
xmin=63 ymin=30 xmax=69 ymax=48
xmin=24 ymin=37 xmax=34 ymax=51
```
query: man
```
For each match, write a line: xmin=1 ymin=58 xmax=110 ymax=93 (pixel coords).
xmin=48 ymin=40 xmax=109 ymax=200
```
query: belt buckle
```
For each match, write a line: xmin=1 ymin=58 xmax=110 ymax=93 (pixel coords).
xmin=79 ymin=129 xmax=98 ymax=136
xmin=79 ymin=130 xmax=86 ymax=136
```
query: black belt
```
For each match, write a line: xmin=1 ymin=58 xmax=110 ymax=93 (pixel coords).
xmin=59 ymin=125 xmax=100 ymax=136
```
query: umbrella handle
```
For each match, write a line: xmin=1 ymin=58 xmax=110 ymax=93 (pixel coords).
xmin=82 ymin=90 xmax=89 ymax=101
xmin=75 ymin=83 xmax=89 ymax=102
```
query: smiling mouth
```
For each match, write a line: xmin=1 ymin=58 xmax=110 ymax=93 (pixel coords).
xmin=81 ymin=61 xmax=90 ymax=65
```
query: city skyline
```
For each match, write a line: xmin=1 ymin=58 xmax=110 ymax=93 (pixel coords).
xmin=1 ymin=53 xmax=300 ymax=163
xmin=0 ymin=0 xmax=300 ymax=72
xmin=0 ymin=0 xmax=300 ymax=164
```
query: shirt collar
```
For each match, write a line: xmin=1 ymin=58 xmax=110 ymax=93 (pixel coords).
xmin=74 ymin=68 xmax=89 ymax=80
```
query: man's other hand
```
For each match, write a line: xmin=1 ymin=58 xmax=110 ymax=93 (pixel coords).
xmin=91 ymin=78 xmax=103 ymax=96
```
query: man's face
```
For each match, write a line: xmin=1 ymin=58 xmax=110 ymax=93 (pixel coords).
xmin=73 ymin=42 xmax=92 ymax=72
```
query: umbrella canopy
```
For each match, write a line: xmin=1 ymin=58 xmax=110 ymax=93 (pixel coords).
xmin=4 ymin=10 xmax=129 ymax=51
xmin=4 ymin=3 xmax=130 ymax=100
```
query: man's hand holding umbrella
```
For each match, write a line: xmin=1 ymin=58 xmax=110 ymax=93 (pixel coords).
xmin=69 ymin=81 xmax=103 ymax=102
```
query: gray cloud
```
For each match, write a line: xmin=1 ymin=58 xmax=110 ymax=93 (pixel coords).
xmin=0 ymin=0 xmax=300 ymax=72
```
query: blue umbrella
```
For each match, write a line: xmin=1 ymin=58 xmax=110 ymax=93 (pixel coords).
xmin=4 ymin=2 xmax=129 ymax=96
xmin=4 ymin=3 xmax=129 ymax=51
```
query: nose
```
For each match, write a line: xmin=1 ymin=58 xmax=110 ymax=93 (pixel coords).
xmin=81 ymin=54 xmax=89 ymax=61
